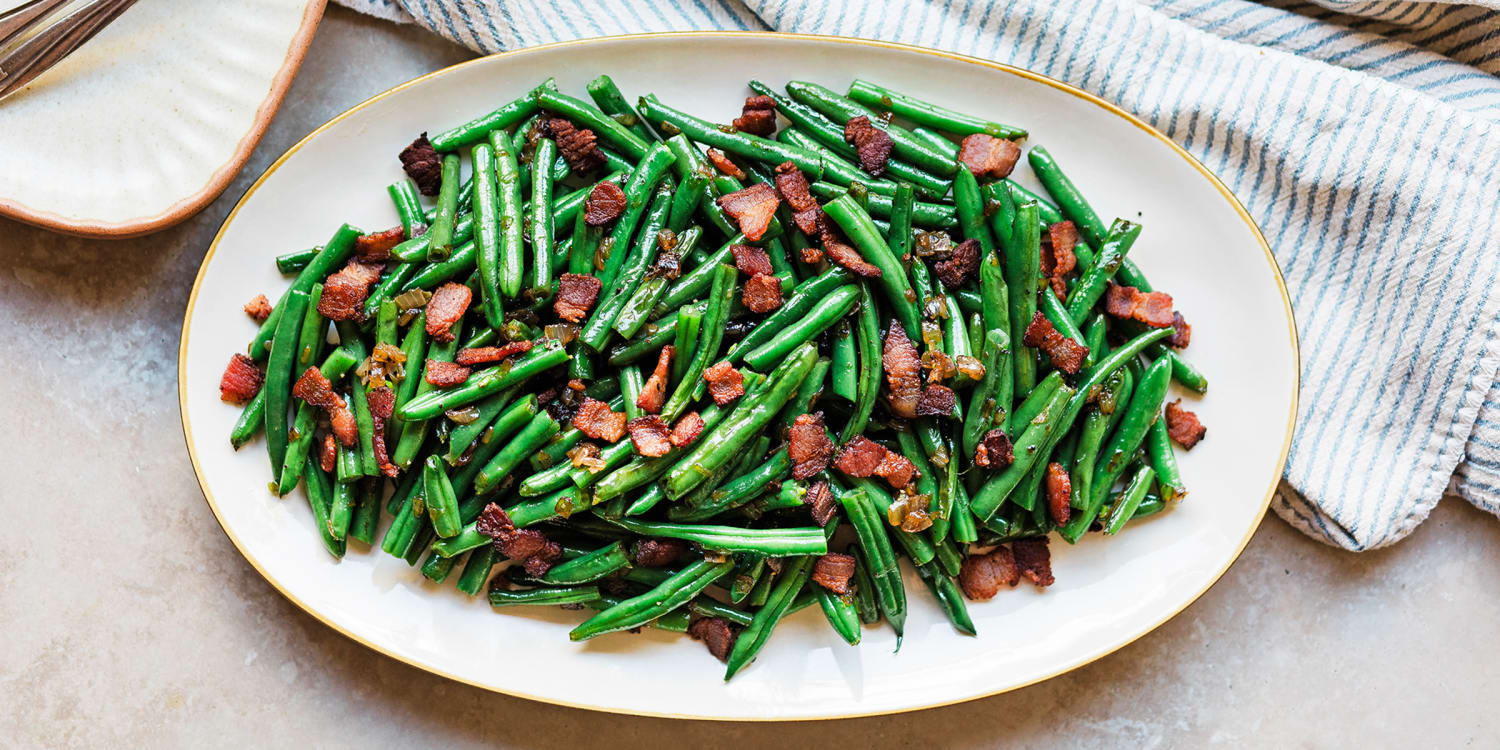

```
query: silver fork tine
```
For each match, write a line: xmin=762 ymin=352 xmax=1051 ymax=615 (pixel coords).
xmin=0 ymin=0 xmax=138 ymax=101
xmin=0 ymin=0 xmax=75 ymax=48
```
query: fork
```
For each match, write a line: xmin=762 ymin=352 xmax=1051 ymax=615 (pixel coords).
xmin=0 ymin=0 xmax=140 ymax=102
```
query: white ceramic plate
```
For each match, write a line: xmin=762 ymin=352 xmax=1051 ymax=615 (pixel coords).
xmin=0 ymin=0 xmax=323 ymax=237
xmin=179 ymin=33 xmax=1298 ymax=721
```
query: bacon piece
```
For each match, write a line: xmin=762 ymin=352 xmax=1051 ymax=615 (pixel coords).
xmin=742 ymin=274 xmax=784 ymax=313
xmin=915 ymin=384 xmax=957 ymax=417
xmin=637 ymin=345 xmax=674 ymax=414
xmin=292 ymin=367 xmax=357 ymax=446
xmin=542 ymin=117 xmax=603 ymax=172
xmin=773 ymin=160 xmax=818 ymax=214
xmin=425 ymin=282 xmax=472 ymax=342
xmin=956 ymin=133 xmax=1021 ymax=179
xmin=822 ymin=235 xmax=882 ymax=277
xmin=1164 ymin=399 xmax=1206 ymax=449
xmin=688 ymin=617 xmax=738 ymax=663
xmin=318 ymin=260 xmax=384 ymax=321
xmin=584 ymin=181 xmax=627 ymax=227
xmin=807 ymin=480 xmax=837 ymax=526
xmin=555 ymin=273 xmax=603 ymax=323
xmin=1045 ymin=462 xmax=1071 ymax=525
xmin=1012 ymin=538 xmax=1054 ymax=587
xmin=883 ymin=321 xmax=924 ymax=418
xmin=572 ymin=397 xmax=627 ymax=442
xmin=243 ymin=294 xmax=272 ymax=322
xmin=476 ymin=504 xmax=561 ymax=575
xmin=873 ymin=451 xmax=918 ymax=490
xmin=455 ymin=340 xmax=534 ymax=366
xmin=1168 ymin=312 xmax=1192 ymax=349
xmin=717 ymin=182 xmax=781 ymax=242
xmin=523 ymin=542 xmax=563 ymax=577
xmin=1047 ymin=222 xmax=1079 ymax=276
xmin=834 ymin=436 xmax=888 ymax=478
xmin=975 ymin=428 xmax=1014 ymax=469
xmin=356 ymin=226 xmax=406 ymax=262
xmin=703 ymin=361 xmax=745 ymax=405
xmin=729 ymin=243 xmax=774 ymax=277
xmin=628 ymin=416 xmax=673 ymax=457
xmin=843 ymin=115 xmax=892 ymax=176
xmin=958 ymin=546 xmax=1020 ymax=601
xmin=705 ymin=147 xmax=745 ymax=179
xmin=495 ymin=527 xmax=549 ymax=562
xmin=1104 ymin=283 xmax=1175 ymax=328
xmin=732 ymin=94 xmax=777 ymax=137
xmin=424 ymin=359 xmax=471 ymax=387
xmin=669 ymin=411 xmax=705 ymax=448
xmin=318 ymin=434 xmax=337 ymax=473
xmin=1022 ymin=311 xmax=1090 ymax=375
xmin=932 ymin=238 xmax=980 ymax=289
xmin=367 ymin=386 xmax=398 ymax=478
xmin=219 ymin=353 xmax=264 ymax=404
xmin=811 ymin=552 xmax=856 ymax=594
xmin=788 ymin=413 xmax=834 ymax=480
xmin=632 ymin=538 xmax=687 ymax=568
xmin=399 ymin=132 xmax=442 ymax=195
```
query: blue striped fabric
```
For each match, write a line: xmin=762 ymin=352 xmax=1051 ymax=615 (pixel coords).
xmin=333 ymin=0 xmax=1500 ymax=549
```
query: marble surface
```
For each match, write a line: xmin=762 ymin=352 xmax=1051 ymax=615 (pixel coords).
xmin=2 ymin=8 xmax=1496 ymax=747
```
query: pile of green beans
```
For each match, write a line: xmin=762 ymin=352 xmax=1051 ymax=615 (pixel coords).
xmin=223 ymin=74 xmax=1204 ymax=681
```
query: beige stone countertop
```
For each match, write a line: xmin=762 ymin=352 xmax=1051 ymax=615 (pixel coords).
xmin=3 ymin=8 xmax=1497 ymax=748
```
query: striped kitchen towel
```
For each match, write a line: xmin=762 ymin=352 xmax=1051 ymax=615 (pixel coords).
xmin=333 ymin=0 xmax=1500 ymax=550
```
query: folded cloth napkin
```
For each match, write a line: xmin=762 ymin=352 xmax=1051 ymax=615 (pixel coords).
xmin=334 ymin=0 xmax=1500 ymax=550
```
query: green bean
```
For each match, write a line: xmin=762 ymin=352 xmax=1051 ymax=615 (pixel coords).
xmin=635 ymin=94 xmax=825 ymax=179
xmin=248 ymin=224 xmax=360 ymax=361
xmin=836 ymin=484 xmax=906 ymax=636
xmin=952 ymin=165 xmax=996 ymax=258
xmin=398 ymin=342 xmax=567 ymax=420
xmin=487 ymin=132 xmax=526 ymax=299
xmin=275 ymin=247 xmax=318 ymax=275
xmin=293 ymin=284 xmax=326 ymax=371
xmin=724 ymin=265 xmax=852 ymax=362
xmin=847 ymin=544 xmax=881 ymax=624
xmin=539 ymin=541 xmax=631 ymax=585
xmin=1133 ymin=493 xmax=1166 ymax=520
xmin=669 ymin=448 xmax=791 ymax=522
xmin=659 ymin=264 xmax=736 ymax=421
xmin=724 ymin=554 xmax=812 ymax=679
xmin=970 ymin=384 xmax=1075 ymax=520
xmin=1010 ymin=371 xmax=1064 ymax=434
xmin=464 ymin=142 xmax=504 ymax=327
xmin=816 ymin=580 xmax=863 ymax=646
xmin=846 ymin=79 xmax=1027 ymax=140
xmin=1027 ymin=145 xmax=1109 ymax=251
xmin=586 ymin=73 xmax=655 ymax=141
xmin=230 ymin=389 xmax=267 ymax=450
xmin=275 ymin=348 xmax=359 ymax=494
xmin=1146 ymin=416 xmax=1188 ymax=501
xmin=843 ymin=282 xmax=883 ymax=441
xmin=854 ymin=478 xmax=936 ymax=566
xmin=908 ymin=126 xmax=955 ymax=157
xmin=450 ymin=545 xmax=496 ymax=596
xmin=828 ymin=322 xmax=858 ymax=402
xmin=392 ymin=311 xmax=428 ymax=415
xmin=598 ymin=142 xmax=677 ymax=291
xmin=392 ymin=316 xmax=463 ymax=466
xmin=1069 ymin=408 xmax=1113 ymax=514
xmin=429 ymin=80 xmax=548 ymax=151
xmin=947 ymin=452 xmax=979 ymax=543
xmin=1103 ymin=464 xmax=1157 ymax=535
xmin=301 ymin=457 xmax=345 ymax=558
xmin=999 ymin=199 xmax=1039 ymax=393
xmin=326 ymin=475 xmax=358 ymax=541
xmin=743 ymin=285 xmax=859 ymax=370
xmin=581 ymin=182 xmax=672 ymax=351
xmin=571 ymin=558 xmax=732 ymax=640
xmin=822 ymin=195 xmax=922 ymax=341
xmin=1065 ymin=219 xmax=1140 ymax=325
xmin=535 ymin=88 xmax=650 ymax=161
xmin=590 ymin=403 xmax=728 ymax=503
xmin=785 ymin=81 xmax=956 ymax=177
xmin=336 ymin=329 xmax=377 ymax=477
xmin=475 ymin=412 xmax=560 ymax=493
xmin=807 ymin=182 xmax=956 ymax=228
xmin=347 ymin=478 xmax=381 ymax=545
xmin=386 ymin=181 xmax=425 ymax=241
xmin=421 ymin=455 xmax=461 ymax=538
xmin=896 ymin=424 xmax=946 ymax=543
xmin=490 ymin=584 xmax=600 ymax=608
xmin=962 ymin=329 xmax=1011 ymax=461
xmin=263 ymin=288 xmax=309 ymax=479
xmin=529 ymin=136 xmax=558 ymax=290
xmin=917 ymin=563 xmax=976 ymax=635
xmin=424 ymin=153 xmax=461 ymax=262
xmin=773 ymin=129 xmax=900 ymax=198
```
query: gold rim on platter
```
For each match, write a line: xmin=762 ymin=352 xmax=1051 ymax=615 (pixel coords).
xmin=178 ymin=31 xmax=1300 ymax=721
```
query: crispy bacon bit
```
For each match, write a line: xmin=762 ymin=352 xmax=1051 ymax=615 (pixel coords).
xmin=742 ymin=274 xmax=784 ymax=313
xmin=243 ymin=294 xmax=272 ymax=322
xmin=367 ymin=386 xmax=398 ymax=478
xmin=455 ymin=340 xmax=534 ymax=366
xmin=399 ymin=133 xmax=442 ymax=195
xmin=834 ymin=436 xmax=888 ymax=478
xmin=1047 ymin=222 xmax=1079 ymax=277
xmin=318 ymin=259 xmax=384 ymax=321
xmin=823 ymin=235 xmax=882 ymax=277
xmin=356 ymin=226 xmax=406 ymax=262
xmin=1045 ymin=462 xmax=1071 ymax=525
xmin=523 ymin=542 xmax=563 ymax=577
xmin=476 ymin=502 xmax=513 ymax=538
xmin=811 ymin=553 xmax=856 ymax=594
xmin=705 ymin=147 xmax=745 ymax=179
xmin=732 ymin=94 xmax=778 ymax=137
xmin=717 ymin=182 xmax=781 ymax=242
xmin=703 ymin=361 xmax=746 ymax=405
xmin=542 ymin=117 xmax=604 ymax=172
xmin=292 ymin=367 xmax=357 ymax=446
xmin=843 ymin=115 xmax=893 ymax=176
xmin=956 ymin=133 xmax=1021 ymax=179
xmin=958 ymin=546 xmax=1019 ymax=600
xmin=1168 ymin=312 xmax=1192 ymax=349
xmin=584 ymin=181 xmax=627 ymax=227
xmin=1022 ymin=311 xmax=1090 ymax=375
xmin=688 ymin=617 xmax=738 ymax=663
xmin=932 ymin=238 xmax=980 ymax=289
xmin=883 ymin=321 xmax=924 ymax=418
xmin=788 ymin=413 xmax=834 ymax=480
xmin=874 ymin=451 xmax=918 ymax=490
xmin=1104 ymin=283 xmax=1176 ymax=328
xmin=424 ymin=359 xmax=471 ymax=387
xmin=424 ymin=282 xmax=472 ymax=342
xmin=572 ymin=397 xmax=628 ymax=442
xmin=632 ymin=538 xmax=687 ymax=568
xmin=319 ymin=434 xmax=337 ymax=473
xmin=628 ymin=416 xmax=673 ymax=457
xmin=773 ymin=160 xmax=821 ymax=236
xmin=975 ymin=429 xmax=1014 ymax=469
xmin=476 ymin=503 xmax=560 ymax=575
xmin=915 ymin=384 xmax=957 ymax=417
xmin=1164 ymin=399 xmax=1206 ymax=449
xmin=555 ymin=273 xmax=603 ymax=323
xmin=219 ymin=354 xmax=264 ymax=404
xmin=669 ymin=411 xmax=705 ymax=448
xmin=807 ymin=480 xmax=837 ymax=526
xmin=729 ymin=244 xmax=774 ymax=277
xmin=498 ymin=527 xmax=549 ymax=560
xmin=1012 ymin=538 xmax=1054 ymax=587
xmin=637 ymin=345 xmax=674 ymax=414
